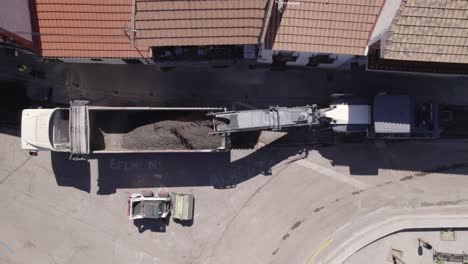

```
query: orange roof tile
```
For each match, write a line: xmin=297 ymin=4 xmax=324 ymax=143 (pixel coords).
xmin=264 ymin=0 xmax=385 ymax=55
xmin=384 ymin=0 xmax=468 ymax=64
xmin=133 ymin=0 xmax=268 ymax=47
xmin=34 ymin=0 xmax=149 ymax=58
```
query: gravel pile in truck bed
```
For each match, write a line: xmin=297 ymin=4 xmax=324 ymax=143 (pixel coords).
xmin=122 ymin=120 xmax=222 ymax=150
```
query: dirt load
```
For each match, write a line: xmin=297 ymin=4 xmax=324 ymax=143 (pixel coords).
xmin=122 ymin=120 xmax=222 ymax=150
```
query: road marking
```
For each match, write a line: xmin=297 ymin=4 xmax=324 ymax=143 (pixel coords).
xmin=296 ymin=159 xmax=370 ymax=189
xmin=0 ymin=240 xmax=14 ymax=254
xmin=306 ymin=239 xmax=333 ymax=264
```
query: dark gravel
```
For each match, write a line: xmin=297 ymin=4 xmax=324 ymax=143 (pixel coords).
xmin=122 ymin=120 xmax=222 ymax=150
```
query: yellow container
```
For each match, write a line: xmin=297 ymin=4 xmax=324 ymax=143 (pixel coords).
xmin=172 ymin=193 xmax=194 ymax=221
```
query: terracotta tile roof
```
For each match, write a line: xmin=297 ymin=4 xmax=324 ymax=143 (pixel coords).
xmin=34 ymin=0 xmax=149 ymax=58
xmin=384 ymin=0 xmax=468 ymax=64
xmin=133 ymin=0 xmax=268 ymax=47
xmin=265 ymin=0 xmax=384 ymax=55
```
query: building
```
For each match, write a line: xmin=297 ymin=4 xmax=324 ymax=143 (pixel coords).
xmin=368 ymin=0 xmax=468 ymax=75
xmin=31 ymin=0 xmax=270 ymax=65
xmin=0 ymin=0 xmax=34 ymax=51
xmin=28 ymin=0 xmax=468 ymax=72
xmin=257 ymin=0 xmax=385 ymax=69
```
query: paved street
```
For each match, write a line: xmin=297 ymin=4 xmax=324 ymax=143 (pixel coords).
xmin=2 ymin=49 xmax=468 ymax=110
xmin=3 ymin=49 xmax=466 ymax=109
xmin=346 ymin=229 xmax=468 ymax=264
xmin=2 ymin=0 xmax=468 ymax=260
xmin=2 ymin=51 xmax=468 ymax=263
xmin=51 ymin=63 xmax=468 ymax=108
xmin=3 ymin=126 xmax=468 ymax=264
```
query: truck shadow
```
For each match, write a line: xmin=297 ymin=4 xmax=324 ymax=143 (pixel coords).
xmin=91 ymin=128 xmax=336 ymax=194
xmin=317 ymin=139 xmax=468 ymax=177
xmin=51 ymin=152 xmax=91 ymax=193
xmin=92 ymin=144 xmax=307 ymax=194
xmin=49 ymin=130 xmax=312 ymax=194
xmin=51 ymin=129 xmax=468 ymax=194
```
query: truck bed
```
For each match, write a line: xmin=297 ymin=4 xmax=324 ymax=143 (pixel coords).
xmin=88 ymin=108 xmax=226 ymax=152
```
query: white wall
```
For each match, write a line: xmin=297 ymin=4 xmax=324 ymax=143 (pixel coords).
xmin=257 ymin=48 xmax=359 ymax=69
xmin=0 ymin=0 xmax=32 ymax=41
xmin=58 ymin=58 xmax=134 ymax=64
xmin=367 ymin=0 xmax=403 ymax=55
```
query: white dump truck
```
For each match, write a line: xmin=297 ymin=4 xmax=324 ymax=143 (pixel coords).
xmin=22 ymin=96 xmax=466 ymax=158
xmin=21 ymin=101 xmax=228 ymax=159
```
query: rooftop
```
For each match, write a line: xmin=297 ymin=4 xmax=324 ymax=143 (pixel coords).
xmin=384 ymin=0 xmax=468 ymax=64
xmin=133 ymin=0 xmax=268 ymax=47
xmin=34 ymin=0 xmax=149 ymax=58
xmin=33 ymin=0 xmax=270 ymax=58
xmin=264 ymin=0 xmax=385 ymax=55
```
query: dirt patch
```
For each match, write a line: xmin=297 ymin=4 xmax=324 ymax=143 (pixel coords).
xmin=400 ymin=163 xmax=468 ymax=182
xmin=290 ymin=220 xmax=303 ymax=230
xmin=400 ymin=175 xmax=414 ymax=181
xmin=272 ymin=248 xmax=279 ymax=255
xmin=313 ymin=206 xmax=324 ymax=213
xmin=122 ymin=120 xmax=222 ymax=150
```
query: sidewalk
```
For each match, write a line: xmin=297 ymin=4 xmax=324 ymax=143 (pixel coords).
xmin=318 ymin=206 xmax=468 ymax=264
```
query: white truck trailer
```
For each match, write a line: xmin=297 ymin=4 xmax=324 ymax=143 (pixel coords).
xmin=21 ymin=101 xmax=228 ymax=159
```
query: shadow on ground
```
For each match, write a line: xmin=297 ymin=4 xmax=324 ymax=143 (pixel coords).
xmin=48 ymin=126 xmax=468 ymax=194
xmin=93 ymin=145 xmax=307 ymax=194
xmin=51 ymin=152 xmax=91 ymax=192
xmin=0 ymin=81 xmax=29 ymax=133
xmin=318 ymin=139 xmax=468 ymax=177
xmin=48 ymin=130 xmax=312 ymax=194
xmin=133 ymin=218 xmax=168 ymax=233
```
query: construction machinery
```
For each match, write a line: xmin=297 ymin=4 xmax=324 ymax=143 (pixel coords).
xmin=128 ymin=190 xmax=194 ymax=222
xmin=212 ymin=94 xmax=449 ymax=139
xmin=21 ymin=95 xmax=468 ymax=160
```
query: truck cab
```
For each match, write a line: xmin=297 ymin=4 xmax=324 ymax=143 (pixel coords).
xmin=371 ymin=95 xmax=440 ymax=139
xmin=325 ymin=96 xmax=372 ymax=134
xmin=326 ymin=94 xmax=441 ymax=139
xmin=21 ymin=108 xmax=70 ymax=153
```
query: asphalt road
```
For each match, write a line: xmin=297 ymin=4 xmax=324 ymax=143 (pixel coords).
xmin=2 ymin=52 xmax=468 ymax=263
xmin=27 ymin=60 xmax=468 ymax=108
xmin=347 ymin=228 xmax=468 ymax=264
xmin=2 ymin=128 xmax=468 ymax=264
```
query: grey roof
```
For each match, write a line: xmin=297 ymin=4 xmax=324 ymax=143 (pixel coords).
xmin=384 ymin=0 xmax=468 ymax=64
xmin=373 ymin=95 xmax=412 ymax=134
xmin=264 ymin=0 xmax=384 ymax=55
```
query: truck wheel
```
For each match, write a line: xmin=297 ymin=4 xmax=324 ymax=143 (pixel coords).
xmin=141 ymin=190 xmax=154 ymax=197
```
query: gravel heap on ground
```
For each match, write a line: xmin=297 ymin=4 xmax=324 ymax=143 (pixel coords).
xmin=122 ymin=120 xmax=222 ymax=150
